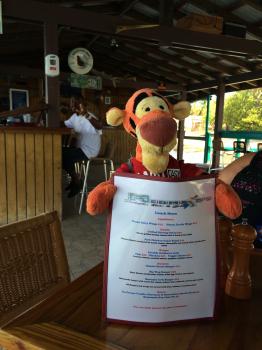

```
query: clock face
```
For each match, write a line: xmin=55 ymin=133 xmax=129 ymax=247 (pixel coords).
xmin=68 ymin=48 xmax=94 ymax=75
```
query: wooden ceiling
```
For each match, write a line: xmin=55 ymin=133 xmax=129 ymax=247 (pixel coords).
xmin=1 ymin=0 xmax=262 ymax=100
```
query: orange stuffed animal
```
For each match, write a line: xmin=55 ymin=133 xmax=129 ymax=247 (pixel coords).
xmin=86 ymin=88 xmax=242 ymax=219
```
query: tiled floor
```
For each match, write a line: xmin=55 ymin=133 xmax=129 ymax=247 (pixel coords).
xmin=61 ymin=164 xmax=110 ymax=280
xmin=62 ymin=210 xmax=107 ymax=280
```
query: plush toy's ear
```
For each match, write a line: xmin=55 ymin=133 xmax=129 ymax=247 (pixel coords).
xmin=106 ymin=107 xmax=125 ymax=126
xmin=173 ymin=101 xmax=191 ymax=121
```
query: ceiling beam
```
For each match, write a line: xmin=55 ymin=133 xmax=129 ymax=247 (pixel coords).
xmin=3 ymin=0 xmax=128 ymax=33
xmin=128 ymin=42 xmax=218 ymax=78
xmin=225 ymin=1 xmax=246 ymax=12
xmin=87 ymin=0 xmax=139 ymax=48
xmin=186 ymin=70 xmax=262 ymax=93
xmin=92 ymin=45 xmax=188 ymax=84
xmin=95 ymin=41 xmax=198 ymax=82
xmin=117 ymin=25 xmax=262 ymax=58
xmin=168 ymin=48 xmax=235 ymax=75
xmin=189 ymin=0 xmax=262 ymax=40
xmin=159 ymin=0 xmax=174 ymax=26
xmin=245 ymin=0 xmax=262 ymax=12
xmin=3 ymin=0 xmax=262 ymax=58
xmin=120 ymin=0 xmax=140 ymax=16
xmin=162 ymin=1 xmax=257 ymax=71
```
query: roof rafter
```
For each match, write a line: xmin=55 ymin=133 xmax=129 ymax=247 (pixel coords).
xmin=168 ymin=48 xmax=236 ymax=75
xmin=93 ymin=43 xmax=190 ymax=84
xmin=126 ymin=42 xmax=216 ymax=79
xmin=3 ymin=0 xmax=262 ymax=58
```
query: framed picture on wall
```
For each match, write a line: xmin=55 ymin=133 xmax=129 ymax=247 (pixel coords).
xmin=9 ymin=89 xmax=29 ymax=110
xmin=104 ymin=96 xmax=111 ymax=105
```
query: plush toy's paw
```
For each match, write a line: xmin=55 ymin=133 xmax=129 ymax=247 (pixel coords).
xmin=215 ymin=180 xmax=242 ymax=219
xmin=86 ymin=181 xmax=117 ymax=215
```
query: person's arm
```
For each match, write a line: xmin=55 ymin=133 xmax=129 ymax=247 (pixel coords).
xmin=218 ymin=152 xmax=256 ymax=185
xmin=64 ymin=113 xmax=76 ymax=128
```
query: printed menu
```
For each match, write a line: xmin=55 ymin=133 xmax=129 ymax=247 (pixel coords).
xmin=103 ymin=174 xmax=218 ymax=324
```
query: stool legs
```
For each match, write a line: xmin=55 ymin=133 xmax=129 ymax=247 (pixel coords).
xmin=79 ymin=160 xmax=90 ymax=215
xmin=78 ymin=158 xmax=115 ymax=215
xmin=103 ymin=160 xmax=108 ymax=181
xmin=110 ymin=160 xmax=114 ymax=172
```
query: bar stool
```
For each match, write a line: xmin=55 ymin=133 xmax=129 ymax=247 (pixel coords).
xmin=257 ymin=143 xmax=262 ymax=151
xmin=212 ymin=139 xmax=232 ymax=168
xmin=78 ymin=141 xmax=116 ymax=214
xmin=233 ymin=140 xmax=247 ymax=157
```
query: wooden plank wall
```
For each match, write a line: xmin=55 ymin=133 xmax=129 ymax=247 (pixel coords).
xmin=0 ymin=131 xmax=62 ymax=226
xmin=101 ymin=128 xmax=137 ymax=165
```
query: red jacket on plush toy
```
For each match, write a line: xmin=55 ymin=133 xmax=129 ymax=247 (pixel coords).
xmin=86 ymin=88 xmax=242 ymax=219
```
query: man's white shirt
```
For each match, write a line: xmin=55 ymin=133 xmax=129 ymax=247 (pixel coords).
xmin=65 ymin=113 xmax=101 ymax=158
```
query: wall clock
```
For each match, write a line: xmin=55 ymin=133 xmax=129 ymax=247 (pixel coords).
xmin=68 ymin=48 xmax=94 ymax=75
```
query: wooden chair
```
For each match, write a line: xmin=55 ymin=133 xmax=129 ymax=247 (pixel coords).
xmin=78 ymin=141 xmax=116 ymax=214
xmin=0 ymin=212 xmax=70 ymax=327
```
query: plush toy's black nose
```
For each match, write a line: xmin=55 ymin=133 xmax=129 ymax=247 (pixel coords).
xmin=139 ymin=111 xmax=177 ymax=147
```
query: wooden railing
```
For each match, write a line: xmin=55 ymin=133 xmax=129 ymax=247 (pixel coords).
xmin=101 ymin=127 xmax=137 ymax=165
xmin=0 ymin=102 xmax=49 ymax=124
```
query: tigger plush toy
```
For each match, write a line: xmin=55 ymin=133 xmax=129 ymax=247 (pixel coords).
xmin=86 ymin=88 xmax=242 ymax=219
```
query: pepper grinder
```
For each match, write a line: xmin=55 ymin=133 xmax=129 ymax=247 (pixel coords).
xmin=225 ymin=219 xmax=257 ymax=300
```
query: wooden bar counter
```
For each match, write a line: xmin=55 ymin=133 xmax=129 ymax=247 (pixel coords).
xmin=0 ymin=126 xmax=69 ymax=225
xmin=3 ymin=256 xmax=262 ymax=350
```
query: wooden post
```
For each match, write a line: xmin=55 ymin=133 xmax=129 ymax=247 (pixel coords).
xmin=225 ymin=223 xmax=257 ymax=300
xmin=212 ymin=79 xmax=225 ymax=169
xmin=159 ymin=0 xmax=174 ymax=26
xmin=177 ymin=91 xmax=186 ymax=160
xmin=218 ymin=217 xmax=233 ymax=288
xmin=44 ymin=22 xmax=60 ymax=127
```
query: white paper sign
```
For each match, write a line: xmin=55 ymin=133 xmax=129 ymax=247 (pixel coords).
xmin=105 ymin=175 xmax=217 ymax=324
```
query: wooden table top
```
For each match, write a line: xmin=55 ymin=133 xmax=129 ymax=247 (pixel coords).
xmin=4 ymin=260 xmax=262 ymax=350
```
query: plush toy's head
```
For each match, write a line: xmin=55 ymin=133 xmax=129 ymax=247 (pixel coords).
xmin=106 ymin=88 xmax=191 ymax=174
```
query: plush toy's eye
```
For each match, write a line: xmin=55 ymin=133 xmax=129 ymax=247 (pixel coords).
xmin=145 ymin=107 xmax=151 ymax=112
xmin=159 ymin=105 xmax=165 ymax=110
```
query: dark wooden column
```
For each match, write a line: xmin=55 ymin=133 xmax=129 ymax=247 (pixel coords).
xmin=212 ymin=80 xmax=225 ymax=168
xmin=159 ymin=0 xmax=174 ymax=26
xmin=44 ymin=22 xmax=60 ymax=127
xmin=177 ymin=91 xmax=186 ymax=161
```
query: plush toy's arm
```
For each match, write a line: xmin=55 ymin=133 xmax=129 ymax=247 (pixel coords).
xmin=86 ymin=180 xmax=117 ymax=216
xmin=86 ymin=162 xmax=132 ymax=216
xmin=215 ymin=179 xmax=242 ymax=219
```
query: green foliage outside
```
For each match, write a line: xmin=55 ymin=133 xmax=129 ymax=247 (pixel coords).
xmin=223 ymin=88 xmax=262 ymax=131
xmin=190 ymin=88 xmax=262 ymax=132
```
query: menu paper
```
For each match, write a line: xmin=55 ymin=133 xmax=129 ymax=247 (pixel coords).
xmin=104 ymin=174 xmax=218 ymax=324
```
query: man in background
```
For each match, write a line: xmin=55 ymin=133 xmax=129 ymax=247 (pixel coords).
xmin=62 ymin=100 xmax=102 ymax=198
